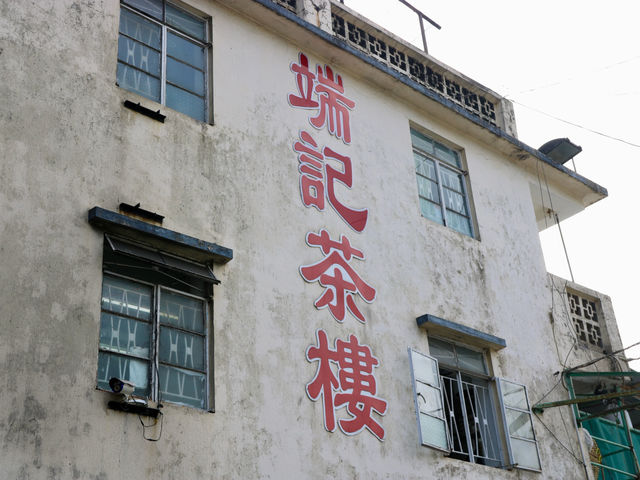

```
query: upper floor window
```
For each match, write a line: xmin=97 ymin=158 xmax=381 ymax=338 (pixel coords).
xmin=411 ymin=128 xmax=475 ymax=237
xmin=117 ymin=0 xmax=210 ymax=122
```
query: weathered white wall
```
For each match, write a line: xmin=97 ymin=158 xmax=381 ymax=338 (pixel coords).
xmin=0 ymin=0 xmax=615 ymax=478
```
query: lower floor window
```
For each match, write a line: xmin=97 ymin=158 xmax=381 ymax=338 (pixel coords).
xmin=409 ymin=337 xmax=541 ymax=471
xmin=440 ymin=368 xmax=502 ymax=467
xmin=97 ymin=235 xmax=214 ymax=410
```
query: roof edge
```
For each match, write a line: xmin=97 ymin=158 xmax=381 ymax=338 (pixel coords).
xmin=250 ymin=0 xmax=607 ymax=198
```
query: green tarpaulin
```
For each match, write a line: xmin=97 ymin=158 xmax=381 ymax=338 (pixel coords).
xmin=582 ymin=417 xmax=640 ymax=479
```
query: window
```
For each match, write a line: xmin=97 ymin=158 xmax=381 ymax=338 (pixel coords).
xmin=97 ymin=235 xmax=215 ymax=410
xmin=117 ymin=0 xmax=210 ymax=122
xmin=411 ymin=128 xmax=474 ymax=237
xmin=409 ymin=338 xmax=541 ymax=471
xmin=567 ymin=291 xmax=603 ymax=349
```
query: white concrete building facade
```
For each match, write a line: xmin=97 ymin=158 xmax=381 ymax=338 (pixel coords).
xmin=0 ymin=0 xmax=627 ymax=478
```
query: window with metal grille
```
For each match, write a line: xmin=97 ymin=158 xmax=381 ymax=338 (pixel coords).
xmin=411 ymin=128 xmax=475 ymax=237
xmin=409 ymin=338 xmax=541 ymax=471
xmin=117 ymin=0 xmax=210 ymax=122
xmin=97 ymin=235 xmax=215 ymax=410
xmin=429 ymin=338 xmax=502 ymax=467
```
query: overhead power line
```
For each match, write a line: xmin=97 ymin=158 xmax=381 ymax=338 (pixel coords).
xmin=508 ymin=98 xmax=640 ymax=149
xmin=513 ymin=56 xmax=640 ymax=96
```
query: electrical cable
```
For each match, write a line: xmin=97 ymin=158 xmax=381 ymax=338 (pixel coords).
xmin=558 ymin=407 xmax=579 ymax=462
xmin=534 ymin=377 xmax=564 ymax=406
xmin=565 ymin=340 xmax=640 ymax=374
xmin=535 ymin=159 xmax=549 ymax=230
xmin=530 ymin=115 xmax=638 ymax=476
xmin=549 ymin=277 xmax=579 ymax=345
xmin=512 ymin=56 xmax=640 ymax=96
xmin=553 ymin=213 xmax=575 ymax=284
xmin=138 ymin=361 xmax=164 ymax=442
xmin=508 ymin=98 xmax=640 ymax=149
xmin=139 ymin=412 xmax=164 ymax=442
xmin=539 ymin=161 xmax=575 ymax=283
xmin=534 ymin=412 xmax=585 ymax=466
xmin=536 ymin=167 xmax=582 ymax=380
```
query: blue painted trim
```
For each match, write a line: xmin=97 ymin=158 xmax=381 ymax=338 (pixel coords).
xmin=252 ymin=0 xmax=607 ymax=198
xmin=88 ymin=207 xmax=233 ymax=264
xmin=416 ymin=313 xmax=506 ymax=349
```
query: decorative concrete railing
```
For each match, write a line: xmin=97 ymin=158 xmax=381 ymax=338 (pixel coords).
xmin=269 ymin=0 xmax=516 ymax=131
xmin=330 ymin=4 xmax=498 ymax=127
xmin=273 ymin=0 xmax=296 ymax=13
xmin=549 ymin=274 xmax=623 ymax=356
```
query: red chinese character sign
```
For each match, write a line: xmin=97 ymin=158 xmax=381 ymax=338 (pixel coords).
xmin=289 ymin=52 xmax=386 ymax=441
xmin=306 ymin=329 xmax=387 ymax=440
xmin=288 ymin=53 xmax=355 ymax=145
xmin=300 ymin=229 xmax=376 ymax=323
xmin=294 ymin=131 xmax=368 ymax=232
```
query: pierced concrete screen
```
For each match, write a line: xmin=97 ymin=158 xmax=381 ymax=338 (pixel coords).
xmin=568 ymin=292 xmax=603 ymax=348
xmin=273 ymin=0 xmax=296 ymax=12
xmin=330 ymin=10 xmax=497 ymax=126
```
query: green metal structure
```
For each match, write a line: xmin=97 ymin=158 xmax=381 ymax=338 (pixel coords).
xmin=534 ymin=371 xmax=640 ymax=479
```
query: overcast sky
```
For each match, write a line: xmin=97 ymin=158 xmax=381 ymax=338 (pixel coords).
xmin=343 ymin=0 xmax=640 ymax=365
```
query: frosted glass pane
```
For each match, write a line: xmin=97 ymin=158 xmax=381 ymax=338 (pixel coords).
xmin=416 ymin=382 xmax=444 ymax=418
xmin=99 ymin=313 xmax=151 ymax=359
xmin=456 ymin=345 xmax=486 ymax=374
xmin=428 ymin=338 xmax=456 ymax=366
xmin=411 ymin=350 xmax=439 ymax=385
xmin=117 ymin=62 xmax=161 ymax=102
xmin=411 ymin=130 xmax=434 ymax=155
xmin=166 ymin=84 xmax=205 ymax=121
xmin=123 ymin=0 xmax=162 ymax=20
xmin=419 ymin=198 xmax=443 ymax=224
xmin=445 ymin=210 xmax=472 ymax=237
xmin=414 ymin=153 xmax=437 ymax=180
xmin=416 ymin=176 xmax=439 ymax=203
xmin=505 ymin=409 xmax=534 ymax=439
xmin=500 ymin=380 xmax=529 ymax=410
xmin=118 ymin=36 xmax=161 ymax=76
xmin=159 ymin=326 xmax=205 ymax=371
xmin=102 ymin=275 xmax=152 ymax=320
xmin=159 ymin=364 xmax=206 ymax=409
xmin=443 ymin=188 xmax=467 ymax=215
xmin=510 ymin=437 xmax=541 ymax=471
xmin=167 ymin=32 xmax=205 ymax=70
xmin=97 ymin=352 xmax=150 ymax=396
xmin=119 ymin=8 xmax=161 ymax=49
xmin=159 ymin=290 xmax=204 ymax=333
xmin=440 ymin=167 xmax=463 ymax=193
xmin=419 ymin=412 xmax=448 ymax=450
xmin=167 ymin=57 xmax=205 ymax=95
xmin=435 ymin=143 xmax=460 ymax=168
xmin=166 ymin=4 xmax=206 ymax=41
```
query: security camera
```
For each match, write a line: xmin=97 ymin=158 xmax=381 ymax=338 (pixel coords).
xmin=109 ymin=377 xmax=135 ymax=396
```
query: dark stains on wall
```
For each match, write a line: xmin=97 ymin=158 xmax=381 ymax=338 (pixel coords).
xmin=4 ymin=395 xmax=47 ymax=468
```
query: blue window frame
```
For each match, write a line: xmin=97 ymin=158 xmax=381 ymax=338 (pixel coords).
xmin=97 ymin=235 xmax=215 ymax=410
xmin=117 ymin=0 xmax=210 ymax=122
xmin=412 ymin=129 xmax=475 ymax=237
